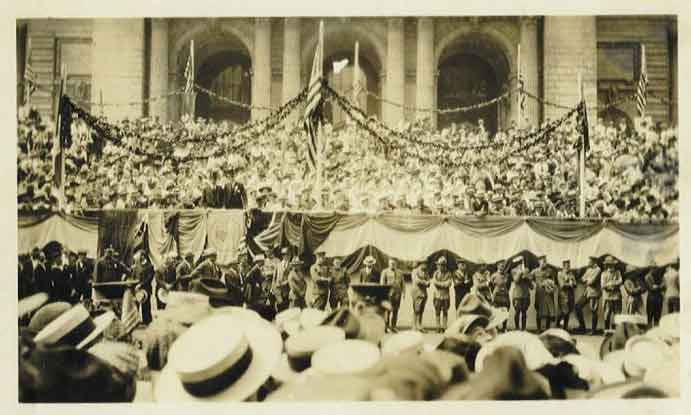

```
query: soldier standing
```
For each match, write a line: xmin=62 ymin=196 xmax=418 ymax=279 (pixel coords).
xmin=557 ymin=260 xmax=577 ymax=331
xmin=471 ymin=262 xmax=491 ymax=304
xmin=532 ymin=255 xmax=556 ymax=332
xmin=453 ymin=261 xmax=472 ymax=310
xmin=411 ymin=260 xmax=430 ymax=332
xmin=581 ymin=257 xmax=603 ymax=335
xmin=601 ymin=256 xmax=623 ymax=331
xmin=623 ymin=273 xmax=645 ymax=315
xmin=288 ymin=257 xmax=308 ymax=308
xmin=310 ymin=252 xmax=331 ymax=310
xmin=663 ymin=260 xmax=680 ymax=313
xmin=644 ymin=260 xmax=664 ymax=327
xmin=511 ymin=257 xmax=532 ymax=331
xmin=432 ymin=257 xmax=453 ymax=332
xmin=490 ymin=260 xmax=510 ymax=332
xmin=329 ymin=257 xmax=351 ymax=310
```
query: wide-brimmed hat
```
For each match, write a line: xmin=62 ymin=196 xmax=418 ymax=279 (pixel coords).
xmin=475 ymin=331 xmax=554 ymax=372
xmin=436 ymin=256 xmax=447 ymax=265
xmin=34 ymin=304 xmax=116 ymax=350
xmin=381 ymin=330 xmax=424 ymax=356
xmin=154 ymin=313 xmax=282 ymax=402
xmin=310 ymin=340 xmax=381 ymax=376
xmin=27 ymin=301 xmax=72 ymax=335
xmin=445 ymin=314 xmax=490 ymax=337
xmin=18 ymin=293 xmax=49 ymax=318
xmin=603 ymin=256 xmax=618 ymax=265
xmin=189 ymin=278 xmax=234 ymax=308
xmin=363 ymin=256 xmax=376 ymax=266
xmin=284 ymin=326 xmax=346 ymax=372
xmin=456 ymin=293 xmax=509 ymax=330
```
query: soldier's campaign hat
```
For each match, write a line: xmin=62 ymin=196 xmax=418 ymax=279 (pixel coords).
xmin=604 ymin=256 xmax=618 ymax=265
xmin=363 ymin=256 xmax=376 ymax=266
xmin=436 ymin=256 xmax=447 ymax=265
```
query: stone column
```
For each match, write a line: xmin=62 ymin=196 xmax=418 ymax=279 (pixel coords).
xmin=543 ymin=16 xmax=597 ymax=122
xmin=416 ymin=17 xmax=435 ymax=127
xmin=150 ymin=18 xmax=169 ymax=122
xmin=91 ymin=19 xmax=146 ymax=121
xmin=252 ymin=17 xmax=272 ymax=120
xmin=384 ymin=17 xmax=405 ymax=127
xmin=282 ymin=17 xmax=301 ymax=123
xmin=518 ymin=17 xmax=540 ymax=127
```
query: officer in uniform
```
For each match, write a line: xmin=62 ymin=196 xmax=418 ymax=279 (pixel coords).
xmin=623 ymin=272 xmax=645 ymax=315
xmin=511 ymin=257 xmax=532 ymax=331
xmin=189 ymin=249 xmax=222 ymax=283
xmin=453 ymin=260 xmax=473 ymax=310
xmin=580 ymin=256 xmax=603 ymax=335
xmin=175 ymin=253 xmax=195 ymax=291
xmin=380 ymin=258 xmax=404 ymax=331
xmin=288 ymin=257 xmax=308 ymax=308
xmin=329 ymin=257 xmax=350 ymax=310
xmin=490 ymin=260 xmax=510 ymax=332
xmin=531 ymin=255 xmax=556 ymax=332
xmin=432 ymin=257 xmax=452 ymax=332
xmin=663 ymin=260 xmax=680 ymax=313
xmin=310 ymin=252 xmax=331 ymax=310
xmin=601 ymin=256 xmax=623 ymax=331
xmin=411 ymin=260 xmax=430 ymax=332
xmin=644 ymin=260 xmax=664 ymax=327
xmin=557 ymin=259 xmax=577 ymax=331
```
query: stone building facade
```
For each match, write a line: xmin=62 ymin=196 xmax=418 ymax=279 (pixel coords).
xmin=16 ymin=16 xmax=677 ymax=132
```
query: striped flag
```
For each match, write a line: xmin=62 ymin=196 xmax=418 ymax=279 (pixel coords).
xmin=24 ymin=63 xmax=36 ymax=102
xmin=518 ymin=74 xmax=526 ymax=113
xmin=636 ymin=44 xmax=648 ymax=117
xmin=304 ymin=21 xmax=325 ymax=172
xmin=184 ymin=49 xmax=194 ymax=94
xmin=120 ymin=288 xmax=141 ymax=337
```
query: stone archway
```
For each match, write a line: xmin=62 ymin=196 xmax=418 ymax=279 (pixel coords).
xmin=435 ymin=28 xmax=516 ymax=133
xmin=169 ymin=20 xmax=254 ymax=122
xmin=301 ymin=21 xmax=387 ymax=120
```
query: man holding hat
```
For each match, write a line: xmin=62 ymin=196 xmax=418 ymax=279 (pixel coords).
xmin=511 ymin=257 xmax=532 ymax=331
xmin=557 ymin=260 xmax=577 ymax=331
xmin=432 ymin=257 xmax=453 ymax=332
xmin=380 ymin=258 xmax=404 ymax=331
xmin=453 ymin=260 xmax=473 ymax=311
xmin=310 ymin=252 xmax=331 ymax=310
xmin=131 ymin=250 xmax=154 ymax=324
xmin=471 ymin=262 xmax=491 ymax=304
xmin=601 ymin=256 xmax=623 ymax=331
xmin=155 ymin=253 xmax=179 ymax=310
xmin=490 ymin=260 xmax=510 ymax=332
xmin=581 ymin=256 xmax=602 ymax=335
xmin=411 ymin=260 xmax=430 ymax=331
xmin=531 ymin=255 xmax=556 ymax=332
xmin=330 ymin=257 xmax=351 ymax=310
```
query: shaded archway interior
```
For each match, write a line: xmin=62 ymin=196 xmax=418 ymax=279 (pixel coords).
xmin=437 ymin=33 xmax=511 ymax=134
xmin=323 ymin=50 xmax=381 ymax=126
xmin=177 ymin=33 xmax=252 ymax=124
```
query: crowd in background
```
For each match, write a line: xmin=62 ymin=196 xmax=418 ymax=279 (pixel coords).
xmin=17 ymin=105 xmax=678 ymax=222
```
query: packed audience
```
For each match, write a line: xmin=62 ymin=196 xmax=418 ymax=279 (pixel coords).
xmin=17 ymin=104 xmax=678 ymax=222
xmin=18 ymin=243 xmax=681 ymax=402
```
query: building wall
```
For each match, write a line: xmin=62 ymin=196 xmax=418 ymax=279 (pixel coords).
xmin=18 ymin=16 xmax=678 ymax=128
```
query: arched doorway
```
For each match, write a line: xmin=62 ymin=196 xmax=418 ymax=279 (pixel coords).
xmin=436 ymin=33 xmax=512 ymax=135
xmin=171 ymin=21 xmax=254 ymax=124
xmin=196 ymin=51 xmax=251 ymax=123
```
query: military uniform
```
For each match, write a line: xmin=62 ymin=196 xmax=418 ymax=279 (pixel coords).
xmin=557 ymin=268 xmax=577 ymax=330
xmin=329 ymin=266 xmax=350 ymax=309
xmin=132 ymin=258 xmax=154 ymax=324
xmin=381 ymin=265 xmax=403 ymax=329
xmin=288 ymin=267 xmax=307 ymax=308
xmin=663 ymin=266 xmax=680 ymax=313
xmin=601 ymin=265 xmax=623 ymax=330
xmin=491 ymin=270 xmax=511 ymax=309
xmin=432 ymin=268 xmax=452 ymax=330
xmin=511 ymin=266 xmax=532 ymax=331
xmin=175 ymin=258 xmax=193 ymax=291
xmin=531 ymin=264 xmax=556 ymax=331
xmin=223 ymin=266 xmax=245 ymax=306
xmin=623 ymin=277 xmax=645 ymax=315
xmin=310 ymin=262 xmax=330 ymax=310
xmin=471 ymin=270 xmax=491 ymax=304
xmin=411 ymin=265 xmax=430 ymax=330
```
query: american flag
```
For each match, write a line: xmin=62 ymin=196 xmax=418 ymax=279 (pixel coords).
xmin=24 ymin=63 xmax=36 ymax=101
xmin=304 ymin=21 xmax=325 ymax=172
xmin=518 ymin=74 xmax=526 ymax=113
xmin=636 ymin=44 xmax=648 ymax=117
xmin=184 ymin=40 xmax=195 ymax=94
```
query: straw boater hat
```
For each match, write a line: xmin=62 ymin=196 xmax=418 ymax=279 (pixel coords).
xmin=27 ymin=302 xmax=72 ymax=335
xmin=284 ymin=326 xmax=346 ymax=372
xmin=154 ymin=313 xmax=282 ymax=402
xmin=34 ymin=304 xmax=116 ymax=350
xmin=310 ymin=340 xmax=381 ymax=376
xmin=453 ymin=293 xmax=509 ymax=330
xmin=363 ymin=256 xmax=376 ymax=266
xmin=18 ymin=293 xmax=49 ymax=319
xmin=381 ymin=330 xmax=424 ymax=357
xmin=474 ymin=331 xmax=554 ymax=372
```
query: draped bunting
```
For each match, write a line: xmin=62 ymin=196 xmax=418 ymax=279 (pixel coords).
xmin=177 ymin=211 xmax=207 ymax=261
xmin=206 ymin=210 xmax=245 ymax=265
xmin=18 ymin=211 xmax=678 ymax=271
xmin=97 ymin=211 xmax=146 ymax=264
xmin=18 ymin=213 xmax=100 ymax=257
xmin=145 ymin=211 xmax=178 ymax=270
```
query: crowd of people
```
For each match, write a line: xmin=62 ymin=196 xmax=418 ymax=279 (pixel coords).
xmin=17 ymin=103 xmax=678 ymax=222
xmin=18 ymin=241 xmax=681 ymax=402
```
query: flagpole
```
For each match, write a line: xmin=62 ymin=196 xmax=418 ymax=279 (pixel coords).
xmin=53 ymin=64 xmax=67 ymax=212
xmin=316 ymin=21 xmax=325 ymax=210
xmin=353 ymin=41 xmax=360 ymax=106
xmin=24 ymin=36 xmax=32 ymax=107
xmin=577 ymin=71 xmax=586 ymax=218
xmin=517 ymin=43 xmax=522 ymax=130
xmin=639 ymin=44 xmax=646 ymax=118
xmin=190 ymin=39 xmax=196 ymax=118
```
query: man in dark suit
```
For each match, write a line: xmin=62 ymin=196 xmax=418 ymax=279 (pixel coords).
xmin=95 ymin=247 xmax=130 ymax=283
xmin=31 ymin=249 xmax=50 ymax=296
xmin=73 ymin=251 xmax=93 ymax=302
xmin=63 ymin=251 xmax=80 ymax=303
xmin=48 ymin=254 xmax=70 ymax=302
xmin=131 ymin=250 xmax=154 ymax=324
